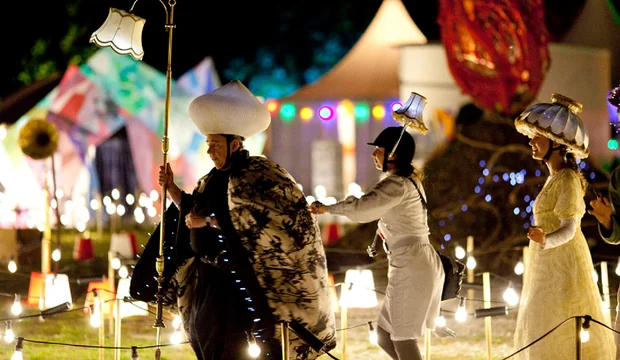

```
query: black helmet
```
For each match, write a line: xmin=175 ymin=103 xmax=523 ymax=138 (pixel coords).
xmin=368 ymin=127 xmax=415 ymax=160
xmin=367 ymin=126 xmax=415 ymax=171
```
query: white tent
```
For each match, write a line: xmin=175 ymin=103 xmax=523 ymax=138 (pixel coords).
xmin=268 ymin=0 xmax=427 ymax=197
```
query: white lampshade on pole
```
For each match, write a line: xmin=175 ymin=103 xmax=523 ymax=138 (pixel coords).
xmin=44 ymin=274 xmax=73 ymax=309
xmin=90 ymin=1 xmax=177 ymax=355
xmin=90 ymin=8 xmax=145 ymax=61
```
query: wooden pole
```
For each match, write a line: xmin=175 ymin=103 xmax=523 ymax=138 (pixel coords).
xmin=41 ymin=164 xmax=52 ymax=310
xmin=341 ymin=306 xmax=348 ymax=360
xmin=425 ymin=328 xmax=432 ymax=360
xmin=467 ymin=235 xmax=475 ymax=313
xmin=114 ymin=298 xmax=121 ymax=360
xmin=98 ymin=292 xmax=105 ymax=360
xmin=42 ymin=171 xmax=51 ymax=275
xmin=108 ymin=252 xmax=115 ymax=335
xmin=483 ymin=272 xmax=492 ymax=360
xmin=601 ymin=261 xmax=612 ymax=324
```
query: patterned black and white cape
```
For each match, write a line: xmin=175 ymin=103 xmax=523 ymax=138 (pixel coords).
xmin=131 ymin=151 xmax=336 ymax=359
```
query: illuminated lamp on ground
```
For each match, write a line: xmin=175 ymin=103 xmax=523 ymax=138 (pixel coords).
xmin=340 ymin=269 xmax=378 ymax=309
xmin=84 ymin=278 xmax=115 ymax=315
xmin=116 ymin=278 xmax=149 ymax=318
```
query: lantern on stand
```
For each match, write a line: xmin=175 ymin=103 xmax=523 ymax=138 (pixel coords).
xmin=90 ymin=1 xmax=178 ymax=356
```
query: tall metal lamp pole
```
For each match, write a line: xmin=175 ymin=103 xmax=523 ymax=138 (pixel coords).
xmin=90 ymin=1 xmax=177 ymax=357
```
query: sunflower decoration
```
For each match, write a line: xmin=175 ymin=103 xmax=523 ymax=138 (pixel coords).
xmin=18 ymin=119 xmax=59 ymax=160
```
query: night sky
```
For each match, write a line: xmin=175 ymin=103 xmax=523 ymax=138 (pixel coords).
xmin=1 ymin=0 xmax=440 ymax=100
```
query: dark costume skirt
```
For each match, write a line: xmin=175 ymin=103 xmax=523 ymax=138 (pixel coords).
xmin=187 ymin=260 xmax=281 ymax=360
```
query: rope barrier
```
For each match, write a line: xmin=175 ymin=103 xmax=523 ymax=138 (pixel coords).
xmin=3 ymin=314 xmax=619 ymax=359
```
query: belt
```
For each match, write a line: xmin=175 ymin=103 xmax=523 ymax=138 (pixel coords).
xmin=381 ymin=234 xmax=430 ymax=251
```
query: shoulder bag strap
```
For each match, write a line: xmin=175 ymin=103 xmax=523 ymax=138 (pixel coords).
xmin=407 ymin=177 xmax=448 ymax=252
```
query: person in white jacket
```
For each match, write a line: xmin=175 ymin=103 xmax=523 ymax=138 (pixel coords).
xmin=310 ymin=126 xmax=444 ymax=360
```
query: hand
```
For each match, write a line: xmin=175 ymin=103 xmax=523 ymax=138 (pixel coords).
xmin=207 ymin=216 xmax=220 ymax=229
xmin=185 ymin=212 xmax=208 ymax=229
xmin=158 ymin=163 xmax=175 ymax=189
xmin=588 ymin=196 xmax=613 ymax=230
xmin=527 ymin=226 xmax=546 ymax=246
xmin=309 ymin=201 xmax=328 ymax=214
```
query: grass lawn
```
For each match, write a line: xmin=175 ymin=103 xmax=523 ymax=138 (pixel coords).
xmin=0 ymin=228 xmax=529 ymax=359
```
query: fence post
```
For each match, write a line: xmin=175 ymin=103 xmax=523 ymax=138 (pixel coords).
xmin=341 ymin=306 xmax=348 ymax=360
xmin=601 ymin=262 xmax=612 ymax=324
xmin=483 ymin=272 xmax=492 ymax=360
xmin=466 ymin=236 xmax=475 ymax=313
xmin=114 ymin=298 xmax=121 ymax=360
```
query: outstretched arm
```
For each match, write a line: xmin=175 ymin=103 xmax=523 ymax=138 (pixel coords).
xmin=326 ymin=176 xmax=405 ymax=223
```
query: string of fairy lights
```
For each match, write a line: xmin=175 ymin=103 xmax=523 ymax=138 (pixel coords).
xmin=264 ymin=99 xmax=404 ymax=124
xmin=3 ymin=222 xmax=620 ymax=359
xmin=1 ymin=278 xmax=620 ymax=359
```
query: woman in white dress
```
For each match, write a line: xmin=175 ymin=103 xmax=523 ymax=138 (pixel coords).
xmin=513 ymin=93 xmax=615 ymax=359
xmin=310 ymin=126 xmax=444 ymax=360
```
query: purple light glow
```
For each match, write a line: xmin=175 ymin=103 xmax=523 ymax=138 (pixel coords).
xmin=318 ymin=106 xmax=334 ymax=120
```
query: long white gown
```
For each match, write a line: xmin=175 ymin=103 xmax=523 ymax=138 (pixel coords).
xmin=514 ymin=169 xmax=616 ymax=359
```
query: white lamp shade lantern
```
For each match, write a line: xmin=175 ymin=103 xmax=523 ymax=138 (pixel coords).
xmin=110 ymin=233 xmax=137 ymax=259
xmin=90 ymin=8 xmax=145 ymax=61
xmin=339 ymin=269 xmax=378 ymax=308
xmin=116 ymin=278 xmax=149 ymax=318
xmin=44 ymin=274 xmax=73 ymax=309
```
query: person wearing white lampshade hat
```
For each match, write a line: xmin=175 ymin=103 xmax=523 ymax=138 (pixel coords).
xmin=133 ymin=80 xmax=336 ymax=359
xmin=311 ymin=93 xmax=445 ymax=360
xmin=589 ymin=85 xmax=620 ymax=359
xmin=513 ymin=93 xmax=615 ymax=359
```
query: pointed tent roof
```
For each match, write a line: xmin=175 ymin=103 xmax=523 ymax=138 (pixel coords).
xmin=0 ymin=74 xmax=62 ymax=125
xmin=287 ymin=0 xmax=427 ymax=101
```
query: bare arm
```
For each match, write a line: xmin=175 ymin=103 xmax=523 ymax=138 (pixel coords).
xmin=158 ymin=164 xmax=184 ymax=207
xmin=167 ymin=181 xmax=183 ymax=207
